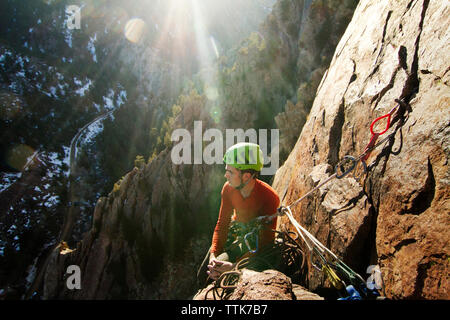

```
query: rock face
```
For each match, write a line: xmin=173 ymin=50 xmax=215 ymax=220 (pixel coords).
xmin=273 ymin=0 xmax=449 ymax=299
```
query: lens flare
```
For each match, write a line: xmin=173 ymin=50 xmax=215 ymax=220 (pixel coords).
xmin=124 ymin=18 xmax=147 ymax=43
xmin=6 ymin=144 xmax=35 ymax=171
xmin=210 ymin=105 xmax=222 ymax=124
xmin=205 ymin=86 xmax=219 ymax=101
xmin=210 ymin=36 xmax=219 ymax=58
xmin=0 ymin=91 xmax=22 ymax=120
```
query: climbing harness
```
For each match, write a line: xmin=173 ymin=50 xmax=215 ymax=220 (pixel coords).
xmin=223 ymin=219 xmax=265 ymax=259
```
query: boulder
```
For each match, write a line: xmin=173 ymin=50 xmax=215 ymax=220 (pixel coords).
xmin=193 ymin=268 xmax=323 ymax=300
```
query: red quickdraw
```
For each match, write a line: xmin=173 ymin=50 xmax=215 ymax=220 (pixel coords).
xmin=360 ymin=103 xmax=400 ymax=162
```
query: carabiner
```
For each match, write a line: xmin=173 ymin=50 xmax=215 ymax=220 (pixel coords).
xmin=335 ymin=156 xmax=357 ymax=179
xmin=351 ymin=160 xmax=368 ymax=182
xmin=244 ymin=231 xmax=258 ymax=253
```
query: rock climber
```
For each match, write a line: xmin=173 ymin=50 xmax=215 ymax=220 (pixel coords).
xmin=197 ymin=142 xmax=280 ymax=286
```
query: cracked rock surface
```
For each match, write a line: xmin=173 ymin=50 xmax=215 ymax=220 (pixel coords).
xmin=193 ymin=269 xmax=324 ymax=300
xmin=273 ymin=0 xmax=449 ymax=299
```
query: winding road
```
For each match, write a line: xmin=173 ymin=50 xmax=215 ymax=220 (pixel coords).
xmin=61 ymin=110 xmax=114 ymax=241
xmin=25 ymin=110 xmax=114 ymax=299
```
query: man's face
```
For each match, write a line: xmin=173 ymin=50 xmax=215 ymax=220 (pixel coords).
xmin=224 ymin=165 xmax=242 ymax=188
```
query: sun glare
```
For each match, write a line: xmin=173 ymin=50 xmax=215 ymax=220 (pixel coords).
xmin=124 ymin=18 xmax=146 ymax=43
xmin=121 ymin=0 xmax=223 ymax=110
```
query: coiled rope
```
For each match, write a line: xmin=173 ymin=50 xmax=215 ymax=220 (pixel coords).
xmin=203 ymin=230 xmax=306 ymax=300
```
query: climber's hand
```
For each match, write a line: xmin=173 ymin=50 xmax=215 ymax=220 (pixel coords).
xmin=207 ymin=259 xmax=234 ymax=280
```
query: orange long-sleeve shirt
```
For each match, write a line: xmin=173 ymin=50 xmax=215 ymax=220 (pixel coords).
xmin=211 ymin=179 xmax=280 ymax=255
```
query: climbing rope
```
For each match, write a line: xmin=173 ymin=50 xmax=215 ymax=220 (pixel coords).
xmin=219 ymin=200 xmax=368 ymax=297
xmin=279 ymin=203 xmax=372 ymax=298
xmin=203 ymin=230 xmax=306 ymax=300
xmin=203 ymin=258 xmax=249 ymax=300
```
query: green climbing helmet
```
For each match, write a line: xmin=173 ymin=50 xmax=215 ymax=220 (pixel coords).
xmin=223 ymin=142 xmax=264 ymax=172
